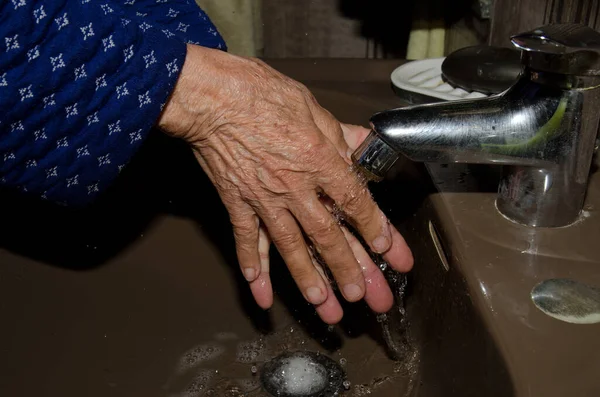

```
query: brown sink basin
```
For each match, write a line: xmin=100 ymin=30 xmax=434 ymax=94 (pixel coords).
xmin=0 ymin=59 xmax=598 ymax=397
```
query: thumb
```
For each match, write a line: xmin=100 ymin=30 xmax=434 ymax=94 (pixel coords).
xmin=340 ymin=123 xmax=371 ymax=152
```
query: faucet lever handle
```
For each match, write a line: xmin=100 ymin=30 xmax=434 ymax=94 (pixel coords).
xmin=511 ymin=24 xmax=600 ymax=76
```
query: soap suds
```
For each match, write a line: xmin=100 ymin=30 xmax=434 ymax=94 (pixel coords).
xmin=267 ymin=355 xmax=327 ymax=395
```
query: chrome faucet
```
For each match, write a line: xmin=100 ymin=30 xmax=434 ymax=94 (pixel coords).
xmin=353 ymin=24 xmax=600 ymax=228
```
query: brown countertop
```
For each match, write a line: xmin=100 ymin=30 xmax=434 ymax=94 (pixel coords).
xmin=426 ymin=162 xmax=600 ymax=397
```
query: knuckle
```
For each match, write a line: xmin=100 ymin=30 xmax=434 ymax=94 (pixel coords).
xmin=293 ymin=81 xmax=311 ymax=96
xmin=334 ymin=266 xmax=363 ymax=285
xmin=297 ymin=140 xmax=331 ymax=168
xmin=288 ymin=265 xmax=313 ymax=283
xmin=347 ymin=266 xmax=366 ymax=283
xmin=304 ymin=90 xmax=319 ymax=107
xmin=231 ymin=217 xmax=255 ymax=235
xmin=234 ymin=235 xmax=254 ymax=250
xmin=340 ymin=190 xmax=369 ymax=216
xmin=303 ymin=132 xmax=328 ymax=152
xmin=235 ymin=241 xmax=256 ymax=260
xmin=231 ymin=220 xmax=258 ymax=243
xmin=312 ymin=228 xmax=340 ymax=252
xmin=273 ymin=232 xmax=304 ymax=253
xmin=309 ymin=216 xmax=337 ymax=238
xmin=249 ymin=57 xmax=267 ymax=66
xmin=316 ymin=238 xmax=339 ymax=254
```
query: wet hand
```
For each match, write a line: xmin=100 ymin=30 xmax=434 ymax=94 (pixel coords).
xmin=158 ymin=45 xmax=413 ymax=324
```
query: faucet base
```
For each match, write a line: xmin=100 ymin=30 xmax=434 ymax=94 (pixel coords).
xmin=496 ymin=165 xmax=584 ymax=228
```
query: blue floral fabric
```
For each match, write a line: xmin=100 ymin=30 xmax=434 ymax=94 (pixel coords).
xmin=0 ymin=0 xmax=226 ymax=206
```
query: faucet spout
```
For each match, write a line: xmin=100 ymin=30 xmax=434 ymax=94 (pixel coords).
xmin=365 ymin=77 xmax=567 ymax=171
xmin=353 ymin=23 xmax=600 ymax=227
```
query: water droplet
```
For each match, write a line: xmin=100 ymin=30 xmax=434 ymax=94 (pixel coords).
xmin=181 ymin=369 xmax=215 ymax=397
xmin=177 ymin=344 xmax=225 ymax=372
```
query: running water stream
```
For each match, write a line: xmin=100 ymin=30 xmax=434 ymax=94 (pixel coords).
xmin=332 ymin=165 xmax=417 ymax=363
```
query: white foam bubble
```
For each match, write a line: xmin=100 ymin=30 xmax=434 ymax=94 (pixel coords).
xmin=352 ymin=385 xmax=372 ymax=397
xmin=352 ymin=384 xmax=373 ymax=396
xmin=268 ymin=356 xmax=327 ymax=396
xmin=235 ymin=378 xmax=261 ymax=393
xmin=177 ymin=344 xmax=225 ymax=372
xmin=235 ymin=340 xmax=265 ymax=363
xmin=181 ymin=369 xmax=215 ymax=397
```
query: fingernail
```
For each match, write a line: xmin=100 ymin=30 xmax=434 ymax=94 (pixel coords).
xmin=343 ymin=284 xmax=363 ymax=301
xmin=306 ymin=287 xmax=325 ymax=305
xmin=243 ymin=268 xmax=256 ymax=282
xmin=372 ymin=235 xmax=391 ymax=253
xmin=346 ymin=148 xmax=354 ymax=161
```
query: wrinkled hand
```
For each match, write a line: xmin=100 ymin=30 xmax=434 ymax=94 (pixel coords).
xmin=158 ymin=45 xmax=413 ymax=324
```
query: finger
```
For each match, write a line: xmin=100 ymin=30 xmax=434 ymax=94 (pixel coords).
xmin=382 ymin=224 xmax=414 ymax=273
xmin=306 ymin=97 xmax=352 ymax=163
xmin=259 ymin=210 xmax=329 ymax=306
xmin=249 ymin=224 xmax=274 ymax=309
xmin=315 ymin=284 xmax=344 ymax=324
xmin=318 ymin=194 xmax=396 ymax=309
xmin=310 ymin=254 xmax=344 ymax=324
xmin=291 ymin=195 xmax=365 ymax=303
xmin=340 ymin=123 xmax=371 ymax=151
xmin=323 ymin=158 xmax=413 ymax=272
xmin=230 ymin=207 xmax=261 ymax=282
xmin=323 ymin=157 xmax=391 ymax=253
xmin=341 ymin=227 xmax=393 ymax=313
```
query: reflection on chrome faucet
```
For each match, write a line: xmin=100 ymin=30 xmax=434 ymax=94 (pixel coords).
xmin=353 ymin=24 xmax=600 ymax=228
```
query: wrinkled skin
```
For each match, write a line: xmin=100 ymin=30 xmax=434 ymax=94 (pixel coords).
xmin=158 ymin=45 xmax=413 ymax=324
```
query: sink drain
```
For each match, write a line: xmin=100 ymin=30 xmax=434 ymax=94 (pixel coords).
xmin=260 ymin=351 xmax=345 ymax=397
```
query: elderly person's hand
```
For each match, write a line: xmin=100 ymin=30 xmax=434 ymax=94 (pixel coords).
xmin=158 ymin=45 xmax=413 ymax=324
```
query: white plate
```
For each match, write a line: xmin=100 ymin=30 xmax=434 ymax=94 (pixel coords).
xmin=391 ymin=58 xmax=489 ymax=102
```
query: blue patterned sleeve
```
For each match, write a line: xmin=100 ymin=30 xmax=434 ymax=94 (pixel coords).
xmin=118 ymin=0 xmax=226 ymax=49
xmin=0 ymin=1 xmax=224 ymax=206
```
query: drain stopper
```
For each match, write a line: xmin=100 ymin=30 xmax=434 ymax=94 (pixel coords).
xmin=260 ymin=351 xmax=345 ymax=397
